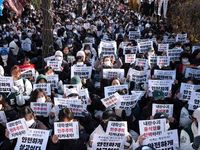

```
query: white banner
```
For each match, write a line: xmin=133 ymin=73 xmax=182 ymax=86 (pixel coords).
xmin=158 ymin=44 xmax=169 ymax=52
xmin=135 ymin=58 xmax=149 ymax=69
xmin=71 ymin=66 xmax=92 ymax=79
xmin=157 ymin=56 xmax=170 ymax=66
xmin=33 ymin=83 xmax=51 ymax=96
xmin=152 ymin=104 xmax=174 ymax=117
xmin=148 ymin=56 xmax=158 ymax=67
xmin=14 ymin=129 xmax=49 ymax=150
xmin=148 ymin=80 xmax=173 ymax=97
xmin=129 ymin=68 xmax=150 ymax=83
xmin=47 ymin=61 xmax=61 ymax=71
xmin=138 ymin=41 xmax=153 ymax=53
xmin=103 ymin=69 xmax=124 ymax=80
xmin=104 ymin=85 xmax=128 ymax=98
xmin=54 ymin=122 xmax=79 ymax=139
xmin=30 ymin=102 xmax=52 ymax=116
xmin=139 ymin=118 xmax=167 ymax=137
xmin=45 ymin=74 xmax=59 ymax=89
xmin=106 ymin=121 xmax=128 ymax=136
xmin=125 ymin=54 xmax=136 ymax=63
xmin=115 ymin=95 xmax=139 ymax=110
xmin=167 ymin=48 xmax=183 ymax=61
xmin=154 ymin=69 xmax=176 ymax=80
xmin=99 ymin=41 xmax=117 ymax=58
xmin=67 ymin=103 xmax=87 ymax=117
xmin=6 ymin=118 xmax=29 ymax=140
xmin=101 ymin=92 xmax=120 ymax=108
xmin=0 ymin=76 xmax=14 ymax=93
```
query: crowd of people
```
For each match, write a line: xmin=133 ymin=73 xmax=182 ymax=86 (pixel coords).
xmin=0 ymin=0 xmax=200 ymax=150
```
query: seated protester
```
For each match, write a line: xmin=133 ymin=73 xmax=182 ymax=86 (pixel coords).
xmin=139 ymin=89 xmax=173 ymax=120
xmin=44 ymin=66 xmax=64 ymax=95
xmin=76 ymin=50 xmax=92 ymax=66
xmin=0 ymin=95 xmax=18 ymax=149
xmin=35 ymin=74 xmax=58 ymax=102
xmin=88 ymin=110 xmax=135 ymax=150
xmin=54 ymin=50 xmax=70 ymax=84
xmin=13 ymin=34 xmax=21 ymax=48
xmin=62 ymin=45 xmax=72 ymax=63
xmin=21 ymin=57 xmax=39 ymax=83
xmin=142 ymin=46 xmax=156 ymax=60
xmin=183 ymin=37 xmax=192 ymax=53
xmin=29 ymin=88 xmax=58 ymax=129
xmin=0 ymin=49 xmax=20 ymax=76
xmin=10 ymin=66 xmax=32 ymax=108
xmin=83 ymin=44 xmax=94 ymax=61
xmin=48 ymin=108 xmax=89 ymax=150
xmin=175 ymin=51 xmax=193 ymax=83
xmin=3 ymin=106 xmax=48 ymax=149
xmin=110 ymin=77 xmax=122 ymax=86
xmin=180 ymin=107 xmax=200 ymax=150
xmin=191 ymin=49 xmax=200 ymax=65
xmin=82 ymin=39 xmax=97 ymax=58
xmin=9 ymin=40 xmax=26 ymax=63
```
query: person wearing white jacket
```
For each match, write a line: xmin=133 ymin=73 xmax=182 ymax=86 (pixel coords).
xmin=180 ymin=107 xmax=200 ymax=150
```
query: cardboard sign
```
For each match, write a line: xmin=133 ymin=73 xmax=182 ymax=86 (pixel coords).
xmin=167 ymin=48 xmax=183 ymax=61
xmin=158 ymin=44 xmax=169 ymax=52
xmin=30 ymin=102 xmax=52 ymax=116
xmin=33 ymin=84 xmax=51 ymax=96
xmin=139 ymin=119 xmax=167 ymax=137
xmin=104 ymin=85 xmax=129 ymax=98
xmin=47 ymin=61 xmax=61 ymax=71
xmin=45 ymin=75 xmax=59 ymax=89
xmin=125 ymin=54 xmax=136 ymax=63
xmin=128 ymin=68 xmax=150 ymax=83
xmin=154 ymin=69 xmax=176 ymax=80
xmin=135 ymin=58 xmax=148 ymax=69
xmin=138 ymin=41 xmax=153 ymax=53
xmin=103 ymin=69 xmax=124 ymax=80
xmin=143 ymin=129 xmax=179 ymax=150
xmin=71 ymin=66 xmax=92 ymax=79
xmin=152 ymin=104 xmax=174 ymax=117
xmin=0 ymin=76 xmax=14 ymax=93
xmin=185 ymin=68 xmax=200 ymax=80
xmin=129 ymin=31 xmax=140 ymax=40
xmin=115 ymin=95 xmax=139 ymax=110
xmin=101 ymin=92 xmax=120 ymax=108
xmin=54 ymin=122 xmax=79 ymax=139
xmin=188 ymin=91 xmax=200 ymax=111
xmin=14 ymin=78 xmax=24 ymax=93
xmin=14 ymin=129 xmax=49 ymax=150
xmin=148 ymin=56 xmax=158 ymax=67
xmin=106 ymin=121 xmax=128 ymax=136
xmin=123 ymin=46 xmax=137 ymax=55
xmin=99 ymin=41 xmax=117 ymax=58
xmin=92 ymin=134 xmax=126 ymax=150
xmin=148 ymin=80 xmax=173 ymax=98
xmin=131 ymin=91 xmax=146 ymax=100
xmin=67 ymin=103 xmax=87 ymax=117
xmin=0 ymin=111 xmax=7 ymax=123
xmin=179 ymin=83 xmax=200 ymax=101
xmin=157 ymin=56 xmax=170 ymax=66
xmin=54 ymin=98 xmax=82 ymax=115
xmin=6 ymin=118 xmax=29 ymax=140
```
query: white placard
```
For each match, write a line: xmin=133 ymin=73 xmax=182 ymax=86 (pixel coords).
xmin=33 ymin=83 xmax=51 ymax=96
xmin=103 ymin=69 xmax=124 ymax=80
xmin=158 ymin=44 xmax=169 ymax=52
xmin=0 ymin=111 xmax=7 ymax=123
xmin=30 ymin=102 xmax=52 ymax=116
xmin=139 ymin=118 xmax=167 ymax=137
xmin=14 ymin=129 xmax=49 ymax=150
xmin=78 ymin=88 xmax=90 ymax=104
xmin=157 ymin=56 xmax=170 ymax=66
xmin=135 ymin=58 xmax=149 ymax=69
xmin=66 ymin=25 xmax=73 ymax=30
xmin=188 ymin=91 xmax=200 ymax=111
xmin=47 ymin=61 xmax=61 ymax=71
xmin=154 ymin=70 xmax=176 ymax=80
xmin=45 ymin=74 xmax=59 ymax=89
xmin=121 ymin=42 xmax=131 ymax=49
xmin=6 ymin=118 xmax=29 ymax=140
xmin=123 ymin=46 xmax=138 ymax=55
xmin=129 ymin=68 xmax=150 ymax=83
xmin=84 ymin=23 xmax=90 ymax=29
xmin=138 ymin=41 xmax=153 ymax=53
xmin=192 ymin=46 xmax=200 ymax=53
xmin=148 ymin=80 xmax=173 ymax=98
xmin=148 ymin=56 xmax=158 ymax=67
xmin=185 ymin=68 xmax=200 ymax=80
xmin=67 ymin=103 xmax=87 ymax=117
xmin=71 ymin=66 xmax=92 ymax=79
xmin=104 ymin=85 xmax=128 ymax=98
xmin=21 ymin=43 xmax=31 ymax=51
xmin=143 ymin=129 xmax=179 ymax=150
xmin=106 ymin=121 xmax=128 ymax=136
xmin=115 ymin=95 xmax=139 ymax=110
xmin=129 ymin=31 xmax=140 ymax=40
xmin=125 ymin=54 xmax=136 ymax=63
xmin=14 ymin=78 xmax=24 ymax=93
xmin=176 ymin=34 xmax=187 ymax=44
xmin=85 ymin=37 xmax=95 ymax=44
xmin=0 ymin=76 xmax=14 ymax=93
xmin=101 ymin=92 xmax=120 ymax=108
xmin=54 ymin=122 xmax=79 ymax=139
xmin=99 ymin=41 xmax=117 ymax=58
xmin=179 ymin=83 xmax=200 ymax=101
xmin=166 ymin=39 xmax=176 ymax=45
xmin=131 ymin=91 xmax=146 ymax=100
xmin=54 ymin=97 xmax=82 ymax=115
xmin=67 ymin=56 xmax=75 ymax=63
xmin=21 ymin=69 xmax=35 ymax=79
xmin=44 ymin=55 xmax=55 ymax=62
xmin=92 ymin=134 xmax=126 ymax=150
xmin=63 ymin=84 xmax=81 ymax=94
xmin=152 ymin=104 xmax=174 ymax=117
xmin=167 ymin=48 xmax=183 ymax=61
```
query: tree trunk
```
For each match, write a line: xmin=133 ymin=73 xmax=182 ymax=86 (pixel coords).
xmin=41 ymin=0 xmax=53 ymax=67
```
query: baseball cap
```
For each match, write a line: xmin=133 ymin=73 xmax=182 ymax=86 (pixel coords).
xmin=102 ymin=110 xmax=117 ymax=120
xmin=70 ymin=76 xmax=82 ymax=86
xmin=0 ymin=49 xmax=8 ymax=55
xmin=153 ymin=89 xmax=164 ymax=100
xmin=147 ymin=46 xmax=154 ymax=52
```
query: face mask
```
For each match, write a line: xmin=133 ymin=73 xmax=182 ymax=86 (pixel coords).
xmin=37 ymin=97 xmax=46 ymax=103
xmin=148 ymin=33 xmax=152 ymax=36
xmin=139 ymin=25 xmax=142 ymax=27
xmin=14 ymin=39 xmax=18 ymax=42
xmin=166 ymin=123 xmax=170 ymax=130
xmin=68 ymin=44 xmax=72 ymax=48
xmin=73 ymin=30 xmax=77 ymax=34
xmin=9 ymin=31 xmax=14 ymax=35
xmin=53 ymin=35 xmax=57 ymax=38
xmin=182 ymin=58 xmax=188 ymax=63
xmin=31 ymin=29 xmax=35 ymax=33
xmin=3 ymin=44 xmax=8 ymax=48
xmin=1 ymin=55 xmax=8 ymax=60
xmin=26 ymin=119 xmax=35 ymax=128
xmin=77 ymin=62 xmax=83 ymax=65
xmin=104 ymin=61 xmax=110 ymax=66
xmin=55 ymin=56 xmax=62 ymax=61
xmin=27 ymin=32 xmax=32 ymax=37
xmin=87 ymin=31 xmax=91 ymax=33
xmin=2 ymin=35 xmax=6 ymax=38
xmin=148 ymin=52 xmax=154 ymax=57
xmin=85 ymin=50 xmax=90 ymax=54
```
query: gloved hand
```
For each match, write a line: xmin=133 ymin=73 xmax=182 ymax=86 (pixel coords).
xmin=99 ymin=53 xmax=103 ymax=60
xmin=114 ymin=54 xmax=118 ymax=60
xmin=12 ymin=86 xmax=19 ymax=93
xmin=193 ymin=135 xmax=200 ymax=149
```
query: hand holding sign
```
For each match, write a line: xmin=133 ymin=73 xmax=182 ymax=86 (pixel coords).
xmin=52 ymin=135 xmax=59 ymax=144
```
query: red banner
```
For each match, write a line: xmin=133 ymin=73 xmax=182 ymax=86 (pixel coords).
xmin=17 ymin=64 xmax=35 ymax=73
